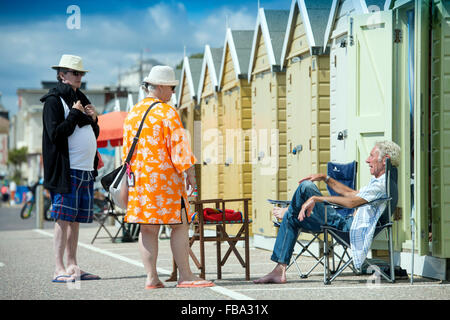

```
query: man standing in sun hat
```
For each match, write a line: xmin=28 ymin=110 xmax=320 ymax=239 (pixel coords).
xmin=41 ymin=54 xmax=101 ymax=283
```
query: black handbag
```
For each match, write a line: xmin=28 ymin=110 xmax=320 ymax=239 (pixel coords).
xmin=100 ymin=165 xmax=121 ymax=191
xmin=100 ymin=101 xmax=160 ymax=206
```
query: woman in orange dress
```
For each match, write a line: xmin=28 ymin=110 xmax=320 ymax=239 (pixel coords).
xmin=122 ymin=66 xmax=214 ymax=289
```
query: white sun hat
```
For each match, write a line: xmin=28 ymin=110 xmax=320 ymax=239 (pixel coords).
xmin=51 ymin=54 xmax=89 ymax=72
xmin=143 ymin=65 xmax=179 ymax=86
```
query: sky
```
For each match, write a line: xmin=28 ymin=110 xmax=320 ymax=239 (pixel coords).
xmin=0 ymin=0 xmax=291 ymax=116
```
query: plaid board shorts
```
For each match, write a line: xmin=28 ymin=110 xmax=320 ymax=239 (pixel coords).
xmin=50 ymin=169 xmax=95 ymax=223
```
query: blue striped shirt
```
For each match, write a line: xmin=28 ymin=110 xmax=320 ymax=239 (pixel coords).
xmin=350 ymin=174 xmax=387 ymax=269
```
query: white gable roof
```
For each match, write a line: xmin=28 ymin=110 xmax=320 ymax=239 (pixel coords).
xmin=177 ymin=56 xmax=202 ymax=107
xmin=197 ymin=45 xmax=223 ymax=100
xmin=280 ymin=0 xmax=333 ymax=66
xmin=218 ymin=28 xmax=254 ymax=86
xmin=248 ymin=8 xmax=290 ymax=80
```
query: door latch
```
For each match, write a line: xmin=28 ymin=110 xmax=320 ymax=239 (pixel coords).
xmin=292 ymin=145 xmax=303 ymax=155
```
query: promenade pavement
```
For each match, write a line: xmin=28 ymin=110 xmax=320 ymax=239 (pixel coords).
xmin=1 ymin=205 xmax=449 ymax=303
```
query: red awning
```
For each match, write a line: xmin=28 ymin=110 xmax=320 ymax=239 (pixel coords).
xmin=96 ymin=111 xmax=128 ymax=148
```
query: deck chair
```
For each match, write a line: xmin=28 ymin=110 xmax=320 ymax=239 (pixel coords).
xmin=322 ymin=158 xmax=398 ymax=285
xmin=91 ymin=195 xmax=134 ymax=244
xmin=268 ymin=161 xmax=357 ymax=278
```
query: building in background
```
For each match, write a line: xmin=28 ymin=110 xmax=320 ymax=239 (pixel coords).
xmin=118 ymin=58 xmax=162 ymax=92
xmin=0 ymin=93 xmax=9 ymax=179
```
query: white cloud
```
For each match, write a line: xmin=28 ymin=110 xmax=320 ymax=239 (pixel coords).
xmin=191 ymin=7 xmax=255 ymax=47
xmin=0 ymin=2 xmax=257 ymax=115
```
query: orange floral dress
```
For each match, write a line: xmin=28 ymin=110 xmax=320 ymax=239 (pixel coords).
xmin=122 ymin=97 xmax=196 ymax=224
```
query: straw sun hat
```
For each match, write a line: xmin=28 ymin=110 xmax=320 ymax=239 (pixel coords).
xmin=143 ymin=65 xmax=179 ymax=86
xmin=51 ymin=54 xmax=89 ymax=72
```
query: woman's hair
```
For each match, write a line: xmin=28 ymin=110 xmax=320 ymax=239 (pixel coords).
xmin=374 ymin=140 xmax=401 ymax=167
xmin=141 ymin=82 xmax=157 ymax=95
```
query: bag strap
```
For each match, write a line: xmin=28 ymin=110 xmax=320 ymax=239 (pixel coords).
xmin=124 ymin=101 xmax=160 ymax=164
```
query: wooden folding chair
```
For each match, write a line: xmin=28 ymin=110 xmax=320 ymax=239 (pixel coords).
xmin=169 ymin=198 xmax=252 ymax=281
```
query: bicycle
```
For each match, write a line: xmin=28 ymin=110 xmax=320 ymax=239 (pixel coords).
xmin=20 ymin=181 xmax=52 ymax=220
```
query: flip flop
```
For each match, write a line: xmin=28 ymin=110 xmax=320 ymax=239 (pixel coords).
xmin=52 ymin=275 xmax=75 ymax=283
xmin=79 ymin=272 xmax=101 ymax=281
xmin=176 ymin=280 xmax=215 ymax=288
xmin=145 ymin=283 xmax=165 ymax=290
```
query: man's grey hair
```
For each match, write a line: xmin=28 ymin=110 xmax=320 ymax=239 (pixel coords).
xmin=374 ymin=140 xmax=401 ymax=167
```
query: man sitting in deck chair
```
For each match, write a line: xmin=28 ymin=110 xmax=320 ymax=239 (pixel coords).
xmin=254 ymin=140 xmax=400 ymax=284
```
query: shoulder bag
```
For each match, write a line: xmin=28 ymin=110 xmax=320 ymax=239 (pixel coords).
xmin=100 ymin=101 xmax=160 ymax=209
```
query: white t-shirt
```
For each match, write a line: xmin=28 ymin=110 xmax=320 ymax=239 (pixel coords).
xmin=61 ymin=97 xmax=97 ymax=171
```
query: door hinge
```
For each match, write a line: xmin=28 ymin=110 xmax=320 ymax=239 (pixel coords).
xmin=394 ymin=29 xmax=402 ymax=43
xmin=349 ymin=17 xmax=354 ymax=46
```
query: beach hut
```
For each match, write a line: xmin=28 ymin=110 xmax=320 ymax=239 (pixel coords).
xmin=197 ymin=45 xmax=223 ymax=201
xmin=177 ymin=56 xmax=203 ymax=194
xmin=281 ymin=0 xmax=333 ymax=203
xmin=428 ymin=0 xmax=450 ymax=266
xmin=248 ymin=8 xmax=290 ymax=241
xmin=344 ymin=0 xmax=449 ymax=279
xmin=323 ymin=0 xmax=386 ymax=162
xmin=214 ymin=28 xmax=254 ymax=236
xmin=343 ymin=0 xmax=401 ymax=266
xmin=381 ymin=0 xmax=449 ymax=279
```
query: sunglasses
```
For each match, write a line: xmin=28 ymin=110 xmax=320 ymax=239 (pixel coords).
xmin=66 ymin=70 xmax=85 ymax=77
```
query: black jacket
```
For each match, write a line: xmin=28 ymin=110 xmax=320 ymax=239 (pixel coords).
xmin=41 ymin=82 xmax=100 ymax=193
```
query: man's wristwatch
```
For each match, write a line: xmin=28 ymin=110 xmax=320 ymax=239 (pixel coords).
xmin=325 ymin=175 xmax=330 ymax=183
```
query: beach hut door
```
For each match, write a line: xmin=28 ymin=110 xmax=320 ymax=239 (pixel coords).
xmin=347 ymin=11 xmax=393 ymax=187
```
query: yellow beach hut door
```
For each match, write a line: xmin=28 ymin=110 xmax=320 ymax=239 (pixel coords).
xmin=347 ymin=11 xmax=393 ymax=186
xmin=287 ymin=57 xmax=312 ymax=195
xmin=223 ymin=89 xmax=241 ymax=201
xmin=201 ymin=98 xmax=219 ymax=200
xmin=252 ymin=71 xmax=277 ymax=236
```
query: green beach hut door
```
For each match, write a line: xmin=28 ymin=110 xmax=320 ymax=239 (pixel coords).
xmin=347 ymin=11 xmax=393 ymax=187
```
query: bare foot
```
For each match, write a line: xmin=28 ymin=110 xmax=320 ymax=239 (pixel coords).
xmin=273 ymin=207 xmax=288 ymax=220
xmin=253 ymin=264 xmax=287 ymax=284
xmin=145 ymin=275 xmax=164 ymax=288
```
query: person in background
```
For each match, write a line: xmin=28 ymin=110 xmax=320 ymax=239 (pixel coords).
xmin=9 ymin=180 xmax=16 ymax=206
xmin=1 ymin=182 xmax=9 ymax=206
